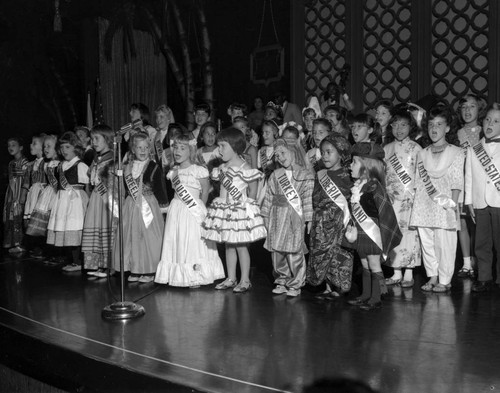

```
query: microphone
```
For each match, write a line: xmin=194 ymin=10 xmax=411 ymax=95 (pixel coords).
xmin=116 ymin=119 xmax=143 ymax=135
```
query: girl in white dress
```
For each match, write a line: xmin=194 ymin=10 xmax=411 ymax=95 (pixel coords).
xmin=156 ymin=134 xmax=224 ymax=287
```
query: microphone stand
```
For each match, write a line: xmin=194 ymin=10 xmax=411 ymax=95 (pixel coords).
xmin=102 ymin=132 xmax=145 ymax=320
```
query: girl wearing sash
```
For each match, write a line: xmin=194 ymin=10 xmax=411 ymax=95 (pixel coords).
xmin=114 ymin=133 xmax=169 ymax=283
xmin=26 ymin=135 xmax=60 ymax=259
xmin=203 ymin=127 xmax=267 ymax=293
xmin=153 ymin=104 xmax=175 ymax=167
xmin=307 ymin=134 xmax=354 ymax=298
xmin=347 ymin=142 xmax=402 ymax=310
xmin=23 ymin=134 xmax=47 ymax=257
xmin=262 ymin=137 xmax=314 ymax=297
xmin=306 ymin=118 xmax=331 ymax=172
xmin=410 ymin=106 xmax=463 ymax=293
xmin=3 ymin=137 xmax=29 ymax=253
xmin=383 ymin=109 xmax=422 ymax=288
xmin=156 ymin=135 xmax=224 ymax=287
xmin=456 ymin=94 xmax=487 ymax=278
xmin=82 ymin=125 xmax=118 ymax=278
xmin=47 ymin=132 xmax=90 ymax=272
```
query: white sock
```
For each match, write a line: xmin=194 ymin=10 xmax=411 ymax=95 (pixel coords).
xmin=403 ymin=269 xmax=413 ymax=281
xmin=391 ymin=270 xmax=402 ymax=280
xmin=463 ymin=257 xmax=472 ymax=270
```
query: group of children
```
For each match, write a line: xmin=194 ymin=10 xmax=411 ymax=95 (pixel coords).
xmin=4 ymin=93 xmax=500 ymax=311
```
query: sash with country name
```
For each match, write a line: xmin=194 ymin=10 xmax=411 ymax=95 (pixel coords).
xmin=124 ymin=164 xmax=153 ymax=228
xmin=318 ymin=170 xmax=350 ymax=227
xmin=154 ymin=135 xmax=164 ymax=164
xmin=460 ymin=140 xmax=471 ymax=150
xmin=388 ymin=153 xmax=413 ymax=188
xmin=276 ymin=168 xmax=303 ymax=218
xmin=47 ymin=166 xmax=58 ymax=189
xmin=220 ymin=169 xmax=244 ymax=201
xmin=351 ymin=202 xmax=385 ymax=259
xmin=171 ymin=171 xmax=205 ymax=224
xmin=260 ymin=148 xmax=274 ymax=173
xmin=94 ymin=177 xmax=119 ymax=219
xmin=417 ymin=159 xmax=456 ymax=209
xmin=58 ymin=162 xmax=79 ymax=191
xmin=472 ymin=142 xmax=500 ymax=193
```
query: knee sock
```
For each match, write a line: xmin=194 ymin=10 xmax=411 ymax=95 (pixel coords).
xmin=369 ymin=271 xmax=386 ymax=304
xmin=360 ymin=268 xmax=372 ymax=301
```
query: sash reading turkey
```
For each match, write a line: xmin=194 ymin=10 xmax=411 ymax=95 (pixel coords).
xmin=388 ymin=153 xmax=412 ymax=187
xmin=172 ymin=172 xmax=205 ymax=224
xmin=318 ymin=170 xmax=350 ymax=227
xmin=276 ymin=168 xmax=303 ymax=218
xmin=472 ymin=142 xmax=500 ymax=192
xmin=220 ymin=170 xmax=243 ymax=200
xmin=351 ymin=202 xmax=385 ymax=259
xmin=124 ymin=166 xmax=153 ymax=228
xmin=417 ymin=159 xmax=456 ymax=209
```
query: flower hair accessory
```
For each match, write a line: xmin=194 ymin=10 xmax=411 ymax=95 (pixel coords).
xmin=278 ymin=121 xmax=303 ymax=137
xmin=188 ymin=138 xmax=197 ymax=146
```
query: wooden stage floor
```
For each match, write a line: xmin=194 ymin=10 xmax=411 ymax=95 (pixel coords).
xmin=0 ymin=251 xmax=499 ymax=393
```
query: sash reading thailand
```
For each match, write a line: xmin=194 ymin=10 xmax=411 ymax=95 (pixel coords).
xmin=124 ymin=167 xmax=153 ymax=228
xmin=172 ymin=172 xmax=205 ymax=224
xmin=417 ymin=159 xmax=456 ymax=209
xmin=220 ymin=170 xmax=244 ymax=201
xmin=318 ymin=170 xmax=350 ymax=227
xmin=351 ymin=202 xmax=385 ymax=259
xmin=472 ymin=142 xmax=500 ymax=192
xmin=276 ymin=168 xmax=303 ymax=218
xmin=388 ymin=153 xmax=412 ymax=187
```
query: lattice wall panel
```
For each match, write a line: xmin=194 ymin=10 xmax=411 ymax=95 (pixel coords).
xmin=304 ymin=0 xmax=346 ymax=102
xmin=431 ymin=0 xmax=489 ymax=108
xmin=362 ymin=0 xmax=412 ymax=109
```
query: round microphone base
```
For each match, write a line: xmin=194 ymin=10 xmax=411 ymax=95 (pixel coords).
xmin=102 ymin=301 xmax=145 ymax=321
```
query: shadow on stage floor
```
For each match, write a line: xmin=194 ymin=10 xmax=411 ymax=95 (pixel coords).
xmin=0 ymin=248 xmax=499 ymax=393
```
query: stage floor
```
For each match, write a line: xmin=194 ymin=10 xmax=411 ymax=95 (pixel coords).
xmin=0 ymin=251 xmax=499 ymax=393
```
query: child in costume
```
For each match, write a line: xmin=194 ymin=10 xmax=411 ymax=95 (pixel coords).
xmin=82 ymin=125 xmax=118 ymax=279
xmin=3 ymin=137 xmax=29 ymax=253
xmin=47 ymin=132 xmax=90 ymax=272
xmin=156 ymin=135 xmax=224 ymax=287
xmin=23 ymin=134 xmax=47 ymax=257
xmin=256 ymin=120 xmax=279 ymax=204
xmin=307 ymin=134 xmax=354 ymax=298
xmin=383 ymin=109 xmax=422 ymax=288
xmin=456 ymin=94 xmax=487 ymax=278
xmin=306 ymin=118 xmax=332 ymax=172
xmin=261 ymin=137 xmax=314 ymax=297
xmin=410 ymin=106 xmax=463 ymax=293
xmin=114 ymin=132 xmax=169 ymax=283
xmin=203 ymin=127 xmax=267 ymax=293
xmin=347 ymin=142 xmax=402 ymax=310
xmin=465 ymin=103 xmax=500 ymax=292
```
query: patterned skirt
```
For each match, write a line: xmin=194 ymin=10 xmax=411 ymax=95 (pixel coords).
xmin=26 ymin=186 xmax=56 ymax=237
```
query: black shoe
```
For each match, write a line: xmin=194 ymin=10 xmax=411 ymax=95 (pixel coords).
xmin=347 ymin=297 xmax=367 ymax=306
xmin=359 ymin=301 xmax=382 ymax=310
xmin=472 ymin=281 xmax=492 ymax=293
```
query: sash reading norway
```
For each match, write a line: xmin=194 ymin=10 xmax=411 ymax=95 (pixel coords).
xmin=318 ymin=170 xmax=350 ymax=227
xmin=472 ymin=142 xmax=500 ymax=192
xmin=276 ymin=168 xmax=303 ymax=218
xmin=172 ymin=171 xmax=205 ymax=224
xmin=124 ymin=167 xmax=153 ymax=228
xmin=417 ymin=159 xmax=456 ymax=209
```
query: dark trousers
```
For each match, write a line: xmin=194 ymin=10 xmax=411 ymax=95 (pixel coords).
xmin=475 ymin=207 xmax=500 ymax=283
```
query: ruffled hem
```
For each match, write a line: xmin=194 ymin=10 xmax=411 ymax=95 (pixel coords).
xmin=155 ymin=258 xmax=225 ymax=287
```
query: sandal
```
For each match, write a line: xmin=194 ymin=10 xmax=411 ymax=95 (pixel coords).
xmin=233 ymin=280 xmax=252 ymax=293
xmin=385 ymin=277 xmax=402 ymax=286
xmin=215 ymin=278 xmax=236 ymax=290
xmin=457 ymin=267 xmax=472 ymax=278
xmin=421 ymin=282 xmax=435 ymax=292
xmin=432 ymin=283 xmax=451 ymax=293
xmin=401 ymin=279 xmax=415 ymax=288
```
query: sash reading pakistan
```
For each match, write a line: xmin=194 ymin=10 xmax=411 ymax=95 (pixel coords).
xmin=388 ymin=153 xmax=413 ymax=188
xmin=124 ymin=168 xmax=153 ymax=228
xmin=472 ymin=142 xmax=500 ymax=192
xmin=318 ymin=170 xmax=350 ymax=227
xmin=417 ymin=159 xmax=456 ymax=209
xmin=276 ymin=168 xmax=303 ymax=218
xmin=171 ymin=172 xmax=205 ymax=224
